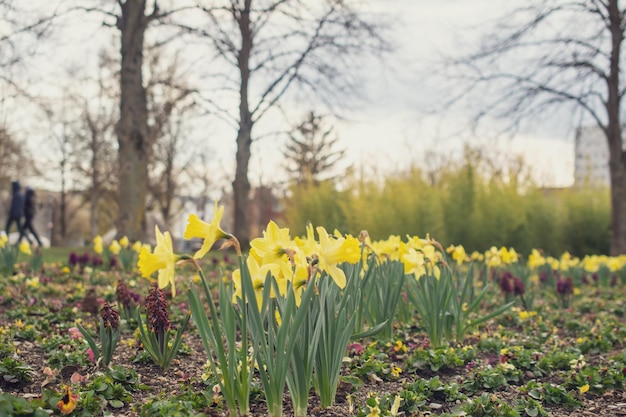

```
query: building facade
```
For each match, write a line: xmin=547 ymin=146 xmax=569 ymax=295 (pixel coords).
xmin=574 ymin=126 xmax=610 ymax=187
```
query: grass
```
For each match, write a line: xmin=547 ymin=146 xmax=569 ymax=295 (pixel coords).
xmin=41 ymin=246 xmax=83 ymax=264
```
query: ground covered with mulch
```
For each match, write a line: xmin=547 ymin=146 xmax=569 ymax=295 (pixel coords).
xmin=2 ymin=254 xmax=626 ymax=416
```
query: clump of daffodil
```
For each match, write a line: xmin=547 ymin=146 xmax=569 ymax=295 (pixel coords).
xmin=132 ymin=240 xmax=143 ymax=253
xmin=93 ymin=235 xmax=103 ymax=254
xmin=184 ymin=201 xmax=233 ymax=259
xmin=109 ymin=239 xmax=122 ymax=256
xmin=446 ymin=244 xmax=469 ymax=265
xmin=19 ymin=241 xmax=31 ymax=256
xmin=370 ymin=235 xmax=404 ymax=262
xmin=527 ymin=248 xmax=547 ymax=270
xmin=232 ymin=256 xmax=282 ymax=310
xmin=138 ymin=225 xmax=178 ymax=297
xmin=402 ymin=241 xmax=441 ymax=280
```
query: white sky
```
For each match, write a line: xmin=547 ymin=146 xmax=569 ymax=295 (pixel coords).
xmin=239 ymin=0 xmax=576 ymax=188
xmin=8 ymin=0 xmax=576 ymax=191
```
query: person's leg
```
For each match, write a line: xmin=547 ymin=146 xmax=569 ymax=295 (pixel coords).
xmin=16 ymin=218 xmax=30 ymax=244
xmin=26 ymin=221 xmax=42 ymax=246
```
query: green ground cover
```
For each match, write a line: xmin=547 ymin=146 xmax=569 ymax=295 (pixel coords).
xmin=1 ymin=225 xmax=626 ymax=417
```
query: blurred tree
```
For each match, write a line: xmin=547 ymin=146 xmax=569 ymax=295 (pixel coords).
xmin=145 ymin=49 xmax=198 ymax=228
xmin=0 ymin=1 xmax=56 ymax=97
xmin=282 ymin=111 xmax=345 ymax=185
xmin=182 ymin=0 xmax=389 ymax=248
xmin=113 ymin=0 xmax=160 ymax=241
xmin=451 ymin=0 xmax=626 ymax=255
xmin=0 ymin=126 xmax=29 ymax=189
xmin=69 ymin=49 xmax=119 ymax=238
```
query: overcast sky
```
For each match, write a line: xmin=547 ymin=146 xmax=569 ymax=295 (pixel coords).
xmin=243 ymin=0 xmax=576 ymax=188
xmin=9 ymin=0 xmax=576 ymax=191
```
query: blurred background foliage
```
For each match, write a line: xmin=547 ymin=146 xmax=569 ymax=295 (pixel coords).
xmin=283 ymin=146 xmax=610 ymax=258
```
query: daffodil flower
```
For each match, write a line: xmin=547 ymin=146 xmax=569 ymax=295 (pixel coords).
xmin=250 ymin=220 xmax=295 ymax=265
xmin=19 ymin=241 xmax=31 ymax=255
xmin=315 ymin=226 xmax=360 ymax=289
xmin=402 ymin=248 xmax=426 ymax=279
xmin=109 ymin=240 xmax=122 ymax=255
xmin=184 ymin=201 xmax=230 ymax=259
xmin=132 ymin=240 xmax=143 ymax=253
xmin=93 ymin=235 xmax=103 ymax=254
xmin=138 ymin=225 xmax=177 ymax=297
xmin=232 ymin=256 xmax=280 ymax=310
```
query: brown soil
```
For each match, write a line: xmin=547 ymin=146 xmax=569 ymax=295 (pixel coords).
xmin=3 ymin=327 xmax=624 ymax=417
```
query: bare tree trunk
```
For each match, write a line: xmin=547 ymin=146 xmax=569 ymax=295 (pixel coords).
xmin=90 ymin=144 xmax=99 ymax=238
xmin=233 ymin=0 xmax=253 ymax=249
xmin=116 ymin=0 xmax=151 ymax=241
xmin=607 ymin=0 xmax=625 ymax=255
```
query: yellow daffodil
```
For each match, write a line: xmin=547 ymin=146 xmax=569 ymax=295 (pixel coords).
xmin=283 ymin=259 xmax=309 ymax=307
xmin=119 ymin=236 xmax=130 ymax=248
xmin=527 ymin=249 xmax=546 ymax=269
xmin=138 ymin=225 xmax=177 ymax=297
xmin=447 ymin=244 xmax=469 ymax=265
xmin=294 ymin=223 xmax=320 ymax=257
xmin=109 ymin=240 xmax=122 ymax=255
xmin=500 ymin=247 xmax=519 ymax=264
xmin=315 ymin=226 xmax=360 ymax=289
xmin=250 ymin=220 xmax=296 ymax=265
xmin=232 ymin=256 xmax=280 ymax=310
xmin=132 ymin=240 xmax=143 ymax=253
xmin=579 ymin=384 xmax=589 ymax=394
xmin=402 ymin=247 xmax=426 ymax=279
xmin=184 ymin=202 xmax=230 ymax=259
xmin=19 ymin=241 xmax=31 ymax=255
xmin=93 ymin=235 xmax=103 ymax=254
xmin=470 ymin=251 xmax=484 ymax=262
xmin=0 ymin=233 xmax=7 ymax=249
xmin=56 ymin=385 xmax=78 ymax=414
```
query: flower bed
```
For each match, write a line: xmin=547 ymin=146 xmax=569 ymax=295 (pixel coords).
xmin=1 ymin=210 xmax=626 ymax=416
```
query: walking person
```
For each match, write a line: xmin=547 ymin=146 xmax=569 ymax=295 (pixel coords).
xmin=5 ymin=180 xmax=27 ymax=242
xmin=19 ymin=186 xmax=42 ymax=247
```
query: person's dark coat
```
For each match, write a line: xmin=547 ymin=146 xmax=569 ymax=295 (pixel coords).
xmin=24 ymin=187 xmax=35 ymax=220
xmin=8 ymin=181 xmax=24 ymax=219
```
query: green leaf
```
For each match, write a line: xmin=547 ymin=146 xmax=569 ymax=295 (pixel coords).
xmin=108 ymin=399 xmax=124 ymax=408
xmin=526 ymin=407 xmax=539 ymax=417
xmin=94 ymin=382 xmax=108 ymax=392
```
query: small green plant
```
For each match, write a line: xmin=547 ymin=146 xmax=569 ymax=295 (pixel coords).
xmin=514 ymin=397 xmax=549 ymax=417
xmin=0 ymin=357 xmax=35 ymax=384
xmin=407 ymin=346 xmax=472 ymax=373
xmin=461 ymin=392 xmax=519 ymax=417
xmin=522 ymin=381 xmax=582 ymax=407
xmin=463 ymin=364 xmax=517 ymax=393
xmin=0 ymin=393 xmax=48 ymax=417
